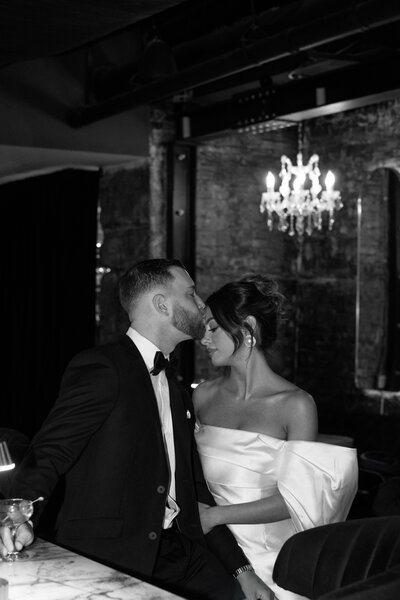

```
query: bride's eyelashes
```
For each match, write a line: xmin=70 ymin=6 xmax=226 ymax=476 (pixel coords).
xmin=205 ymin=318 xmax=219 ymax=334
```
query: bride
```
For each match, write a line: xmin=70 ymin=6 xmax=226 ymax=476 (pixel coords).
xmin=193 ymin=274 xmax=358 ymax=600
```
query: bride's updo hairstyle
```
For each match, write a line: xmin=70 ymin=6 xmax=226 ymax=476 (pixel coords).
xmin=206 ymin=274 xmax=285 ymax=355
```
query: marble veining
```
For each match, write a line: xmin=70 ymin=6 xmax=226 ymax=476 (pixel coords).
xmin=0 ymin=538 xmax=183 ymax=599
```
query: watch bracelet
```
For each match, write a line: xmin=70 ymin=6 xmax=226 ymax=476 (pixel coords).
xmin=232 ymin=564 xmax=254 ymax=578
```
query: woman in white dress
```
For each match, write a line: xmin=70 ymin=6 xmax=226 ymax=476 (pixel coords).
xmin=193 ymin=275 xmax=358 ymax=600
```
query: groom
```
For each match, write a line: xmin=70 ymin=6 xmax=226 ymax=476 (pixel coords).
xmin=2 ymin=258 xmax=270 ymax=600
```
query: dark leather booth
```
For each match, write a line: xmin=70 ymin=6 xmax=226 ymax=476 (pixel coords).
xmin=273 ymin=516 xmax=400 ymax=599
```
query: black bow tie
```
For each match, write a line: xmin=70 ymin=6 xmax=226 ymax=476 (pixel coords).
xmin=151 ymin=351 xmax=177 ymax=377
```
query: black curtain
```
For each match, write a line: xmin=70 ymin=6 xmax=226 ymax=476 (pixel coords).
xmin=1 ymin=168 xmax=99 ymax=438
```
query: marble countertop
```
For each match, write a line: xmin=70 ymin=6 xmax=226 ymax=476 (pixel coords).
xmin=0 ymin=538 xmax=184 ymax=600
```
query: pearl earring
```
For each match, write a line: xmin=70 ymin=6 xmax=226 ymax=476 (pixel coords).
xmin=244 ymin=334 xmax=256 ymax=348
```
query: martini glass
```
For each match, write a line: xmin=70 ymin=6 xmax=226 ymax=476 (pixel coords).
xmin=0 ymin=497 xmax=42 ymax=561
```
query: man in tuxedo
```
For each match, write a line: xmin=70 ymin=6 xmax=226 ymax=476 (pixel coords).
xmin=1 ymin=259 xmax=270 ymax=600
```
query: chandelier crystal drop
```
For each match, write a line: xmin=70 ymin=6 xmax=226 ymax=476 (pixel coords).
xmin=260 ymin=126 xmax=342 ymax=237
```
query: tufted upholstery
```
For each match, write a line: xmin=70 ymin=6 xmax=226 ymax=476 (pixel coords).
xmin=318 ymin=566 xmax=400 ymax=600
xmin=273 ymin=517 xmax=400 ymax=599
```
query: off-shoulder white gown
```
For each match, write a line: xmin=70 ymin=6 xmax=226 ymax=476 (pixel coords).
xmin=195 ymin=424 xmax=358 ymax=600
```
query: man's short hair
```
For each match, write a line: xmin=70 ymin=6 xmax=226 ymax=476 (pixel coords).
xmin=119 ymin=258 xmax=184 ymax=315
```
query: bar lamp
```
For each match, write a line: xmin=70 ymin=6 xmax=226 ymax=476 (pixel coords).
xmin=0 ymin=441 xmax=15 ymax=472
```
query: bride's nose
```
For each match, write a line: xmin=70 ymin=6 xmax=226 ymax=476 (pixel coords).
xmin=201 ymin=330 xmax=211 ymax=346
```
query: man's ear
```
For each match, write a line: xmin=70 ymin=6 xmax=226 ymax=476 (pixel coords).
xmin=153 ymin=293 xmax=169 ymax=315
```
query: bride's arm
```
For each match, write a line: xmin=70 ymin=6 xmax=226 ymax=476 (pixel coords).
xmin=199 ymin=494 xmax=289 ymax=533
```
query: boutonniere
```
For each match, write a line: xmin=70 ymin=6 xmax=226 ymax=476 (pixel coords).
xmin=186 ymin=410 xmax=191 ymax=420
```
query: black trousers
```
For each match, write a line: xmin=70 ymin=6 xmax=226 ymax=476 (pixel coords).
xmin=152 ymin=527 xmax=245 ymax=600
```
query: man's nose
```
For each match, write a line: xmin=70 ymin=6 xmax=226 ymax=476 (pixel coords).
xmin=195 ymin=294 xmax=206 ymax=313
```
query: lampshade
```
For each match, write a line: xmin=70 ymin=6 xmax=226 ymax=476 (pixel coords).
xmin=0 ymin=441 xmax=15 ymax=472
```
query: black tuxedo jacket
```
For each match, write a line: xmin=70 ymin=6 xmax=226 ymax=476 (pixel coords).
xmin=11 ymin=335 xmax=248 ymax=576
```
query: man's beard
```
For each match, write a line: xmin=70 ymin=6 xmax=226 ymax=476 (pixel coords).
xmin=172 ymin=301 xmax=205 ymax=339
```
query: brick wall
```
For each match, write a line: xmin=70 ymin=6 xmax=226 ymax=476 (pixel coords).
xmin=194 ymin=100 xmax=400 ymax=438
xmin=96 ymin=160 xmax=151 ymax=344
xmin=195 ymin=128 xmax=298 ymax=383
xmin=96 ymin=106 xmax=174 ymax=344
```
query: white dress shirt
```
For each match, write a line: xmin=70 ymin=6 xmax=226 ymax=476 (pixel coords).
xmin=127 ymin=327 xmax=180 ymax=528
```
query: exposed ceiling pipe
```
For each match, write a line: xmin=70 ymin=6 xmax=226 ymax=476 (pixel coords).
xmin=67 ymin=0 xmax=400 ymax=127
xmin=170 ymin=0 xmax=345 ymax=70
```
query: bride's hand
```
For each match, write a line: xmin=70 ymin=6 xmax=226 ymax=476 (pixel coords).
xmin=198 ymin=502 xmax=218 ymax=534
xmin=236 ymin=570 xmax=274 ymax=600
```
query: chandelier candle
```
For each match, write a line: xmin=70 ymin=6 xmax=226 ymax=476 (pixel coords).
xmin=260 ymin=151 xmax=342 ymax=236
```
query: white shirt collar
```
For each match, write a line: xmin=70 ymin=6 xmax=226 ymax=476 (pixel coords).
xmin=126 ymin=327 xmax=166 ymax=372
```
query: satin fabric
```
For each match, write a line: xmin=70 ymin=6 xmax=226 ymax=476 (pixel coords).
xmin=195 ymin=424 xmax=358 ymax=600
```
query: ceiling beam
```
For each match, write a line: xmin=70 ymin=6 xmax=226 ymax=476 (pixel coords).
xmin=179 ymin=56 xmax=400 ymax=139
xmin=66 ymin=0 xmax=400 ymax=127
xmin=0 ymin=0 xmax=190 ymax=68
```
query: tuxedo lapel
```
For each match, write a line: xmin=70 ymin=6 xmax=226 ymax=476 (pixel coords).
xmin=118 ymin=334 xmax=167 ymax=461
xmin=119 ymin=334 xmax=192 ymax=498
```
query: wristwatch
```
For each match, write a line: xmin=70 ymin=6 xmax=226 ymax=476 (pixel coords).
xmin=233 ymin=564 xmax=254 ymax=578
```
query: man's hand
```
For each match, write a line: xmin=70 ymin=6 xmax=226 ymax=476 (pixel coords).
xmin=0 ymin=522 xmax=34 ymax=558
xmin=198 ymin=501 xmax=218 ymax=535
xmin=236 ymin=569 xmax=274 ymax=600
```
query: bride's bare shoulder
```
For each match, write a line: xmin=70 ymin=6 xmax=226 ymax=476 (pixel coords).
xmin=282 ymin=388 xmax=318 ymax=438
xmin=284 ymin=388 xmax=316 ymax=411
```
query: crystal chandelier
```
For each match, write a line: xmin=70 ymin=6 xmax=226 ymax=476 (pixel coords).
xmin=260 ymin=124 xmax=342 ymax=236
